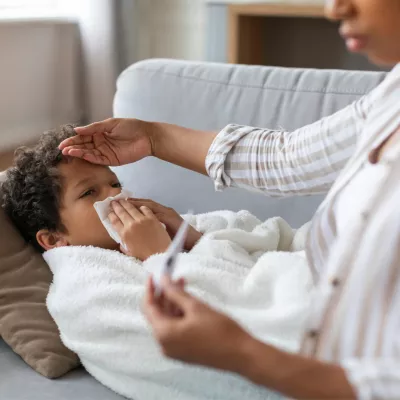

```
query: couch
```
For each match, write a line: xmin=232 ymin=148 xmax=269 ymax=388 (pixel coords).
xmin=0 ymin=59 xmax=386 ymax=399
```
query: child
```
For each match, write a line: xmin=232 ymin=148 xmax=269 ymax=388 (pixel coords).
xmin=1 ymin=125 xmax=312 ymax=400
xmin=2 ymin=125 xmax=202 ymax=260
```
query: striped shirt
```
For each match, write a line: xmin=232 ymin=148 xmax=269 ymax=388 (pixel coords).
xmin=206 ymin=64 xmax=400 ymax=400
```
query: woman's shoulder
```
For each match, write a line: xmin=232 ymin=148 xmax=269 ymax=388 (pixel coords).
xmin=372 ymin=64 xmax=400 ymax=103
xmin=367 ymin=65 xmax=400 ymax=121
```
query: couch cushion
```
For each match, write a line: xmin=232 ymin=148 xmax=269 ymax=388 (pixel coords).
xmin=0 ymin=171 xmax=79 ymax=378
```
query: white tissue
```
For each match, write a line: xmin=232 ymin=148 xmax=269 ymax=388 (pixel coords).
xmin=94 ymin=189 xmax=134 ymax=249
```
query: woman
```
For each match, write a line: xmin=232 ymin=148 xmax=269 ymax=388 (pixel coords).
xmin=59 ymin=0 xmax=400 ymax=398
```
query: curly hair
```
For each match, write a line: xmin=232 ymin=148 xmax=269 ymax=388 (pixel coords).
xmin=1 ymin=124 xmax=76 ymax=252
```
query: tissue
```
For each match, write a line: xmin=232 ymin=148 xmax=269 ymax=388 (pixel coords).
xmin=93 ymin=189 xmax=133 ymax=249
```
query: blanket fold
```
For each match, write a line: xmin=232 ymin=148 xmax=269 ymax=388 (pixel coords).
xmin=44 ymin=210 xmax=312 ymax=400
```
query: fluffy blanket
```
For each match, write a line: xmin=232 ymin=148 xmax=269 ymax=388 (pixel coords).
xmin=44 ymin=210 xmax=313 ymax=400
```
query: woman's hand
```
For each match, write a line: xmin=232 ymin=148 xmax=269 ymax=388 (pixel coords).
xmin=109 ymin=200 xmax=171 ymax=261
xmin=144 ymin=278 xmax=357 ymax=400
xmin=59 ymin=118 xmax=217 ymax=175
xmin=59 ymin=118 xmax=153 ymax=166
xmin=129 ymin=199 xmax=202 ymax=251
xmin=143 ymin=276 xmax=251 ymax=371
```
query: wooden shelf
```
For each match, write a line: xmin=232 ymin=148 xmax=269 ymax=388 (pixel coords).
xmin=228 ymin=3 xmax=326 ymax=64
xmin=229 ymin=3 xmax=325 ymax=18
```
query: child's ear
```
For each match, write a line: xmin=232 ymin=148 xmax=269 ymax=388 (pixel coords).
xmin=36 ymin=230 xmax=69 ymax=251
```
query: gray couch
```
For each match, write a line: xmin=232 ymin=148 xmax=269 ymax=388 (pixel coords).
xmin=1 ymin=59 xmax=385 ymax=399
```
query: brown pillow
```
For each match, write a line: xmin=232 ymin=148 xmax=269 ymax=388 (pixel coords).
xmin=0 ymin=171 xmax=80 ymax=378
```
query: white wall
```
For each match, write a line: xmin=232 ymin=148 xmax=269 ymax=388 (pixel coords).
xmin=69 ymin=0 xmax=119 ymax=123
xmin=127 ymin=0 xmax=206 ymax=64
xmin=0 ymin=19 xmax=83 ymax=151
xmin=0 ymin=1 xmax=208 ymax=151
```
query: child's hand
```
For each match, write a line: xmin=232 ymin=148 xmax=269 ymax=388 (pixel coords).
xmin=109 ymin=200 xmax=171 ymax=261
xmin=128 ymin=199 xmax=202 ymax=251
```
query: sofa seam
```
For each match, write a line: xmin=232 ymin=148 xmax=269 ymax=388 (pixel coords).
xmin=127 ymin=67 xmax=383 ymax=96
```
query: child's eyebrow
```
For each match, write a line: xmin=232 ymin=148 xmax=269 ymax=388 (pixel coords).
xmin=73 ymin=177 xmax=95 ymax=190
xmin=73 ymin=174 xmax=119 ymax=190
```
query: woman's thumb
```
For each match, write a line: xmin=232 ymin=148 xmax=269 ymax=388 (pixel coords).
xmin=75 ymin=118 xmax=117 ymax=136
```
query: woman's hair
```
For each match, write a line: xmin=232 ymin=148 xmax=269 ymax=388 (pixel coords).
xmin=1 ymin=125 xmax=76 ymax=252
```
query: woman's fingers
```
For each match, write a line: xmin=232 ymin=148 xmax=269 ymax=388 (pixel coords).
xmin=144 ymin=277 xmax=186 ymax=320
xmin=171 ymin=279 xmax=185 ymax=317
xmin=161 ymin=277 xmax=195 ymax=313
xmin=62 ymin=145 xmax=98 ymax=157
xmin=146 ymin=276 xmax=157 ymax=304
xmin=74 ymin=118 xmax=119 ymax=136
xmin=62 ymin=143 xmax=96 ymax=153
xmin=64 ymin=148 xmax=110 ymax=165
xmin=59 ymin=134 xmax=93 ymax=150
xmin=61 ymin=142 xmax=101 ymax=158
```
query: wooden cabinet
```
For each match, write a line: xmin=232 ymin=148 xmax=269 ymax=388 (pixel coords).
xmin=207 ymin=2 xmax=382 ymax=71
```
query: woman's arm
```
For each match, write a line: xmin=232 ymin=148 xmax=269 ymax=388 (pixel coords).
xmin=149 ymin=122 xmax=217 ymax=175
xmin=61 ymin=86 xmax=378 ymax=196
xmin=204 ymin=93 xmax=375 ymax=197
xmin=238 ymin=335 xmax=356 ymax=399
xmin=149 ymin=89 xmax=376 ymax=197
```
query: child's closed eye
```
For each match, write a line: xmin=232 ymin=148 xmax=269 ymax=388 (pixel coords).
xmin=80 ymin=188 xmax=96 ymax=198
xmin=79 ymin=182 xmax=123 ymax=199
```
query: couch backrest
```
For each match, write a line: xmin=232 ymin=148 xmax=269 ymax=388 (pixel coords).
xmin=114 ymin=59 xmax=386 ymax=227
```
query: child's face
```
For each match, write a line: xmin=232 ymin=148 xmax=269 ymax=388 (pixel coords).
xmin=56 ymin=158 xmax=123 ymax=250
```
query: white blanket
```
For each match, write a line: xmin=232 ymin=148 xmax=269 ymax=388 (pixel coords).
xmin=44 ymin=210 xmax=313 ymax=400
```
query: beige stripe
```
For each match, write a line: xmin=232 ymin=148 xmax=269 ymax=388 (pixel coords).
xmin=226 ymin=147 xmax=352 ymax=186
xmin=231 ymin=132 xmax=355 ymax=155
xmin=215 ymin=126 xmax=256 ymax=148
xmin=227 ymin=112 xmax=355 ymax=151
xmin=217 ymin=121 xmax=355 ymax=165
xmin=227 ymin=154 xmax=346 ymax=174
xmin=230 ymin=142 xmax=355 ymax=173
xmin=232 ymin=178 xmax=330 ymax=195
xmin=209 ymin=121 xmax=356 ymax=195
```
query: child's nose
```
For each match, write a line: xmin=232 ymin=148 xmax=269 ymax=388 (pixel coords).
xmin=101 ymin=186 xmax=122 ymax=202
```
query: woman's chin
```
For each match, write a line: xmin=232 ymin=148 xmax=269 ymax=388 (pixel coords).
xmin=366 ymin=52 xmax=399 ymax=67
xmin=345 ymin=37 xmax=368 ymax=53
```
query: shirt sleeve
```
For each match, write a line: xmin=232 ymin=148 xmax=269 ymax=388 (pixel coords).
xmin=205 ymin=89 xmax=378 ymax=197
